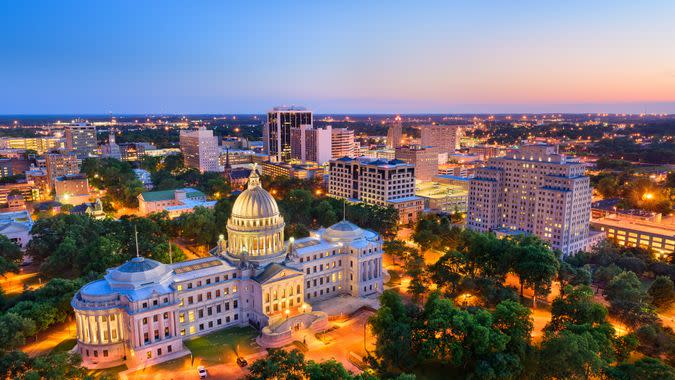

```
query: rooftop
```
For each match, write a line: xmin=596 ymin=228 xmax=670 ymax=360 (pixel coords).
xmin=140 ymin=188 xmax=205 ymax=202
xmin=591 ymin=216 xmax=675 ymax=238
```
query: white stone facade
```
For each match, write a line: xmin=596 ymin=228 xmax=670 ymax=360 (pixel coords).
xmin=72 ymin=170 xmax=383 ymax=369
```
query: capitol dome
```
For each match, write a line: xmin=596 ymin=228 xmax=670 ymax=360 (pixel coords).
xmin=323 ymin=220 xmax=365 ymax=242
xmin=225 ymin=166 xmax=286 ymax=263
xmin=231 ymin=169 xmax=280 ymax=220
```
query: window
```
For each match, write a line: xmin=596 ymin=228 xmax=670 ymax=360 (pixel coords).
xmin=103 ymin=350 xmax=108 ymax=357
xmin=179 ymin=313 xmax=185 ymax=323
xmin=147 ymin=351 xmax=152 ymax=359
xmin=233 ymin=300 xmax=238 ymax=308
xmin=188 ymin=311 xmax=195 ymax=322
xmin=143 ymin=318 xmax=148 ymax=325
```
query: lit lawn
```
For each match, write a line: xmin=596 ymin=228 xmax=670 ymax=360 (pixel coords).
xmin=183 ymin=326 xmax=260 ymax=366
xmin=87 ymin=364 xmax=127 ymax=379
xmin=50 ymin=338 xmax=76 ymax=354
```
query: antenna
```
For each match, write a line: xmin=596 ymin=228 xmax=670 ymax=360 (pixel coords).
xmin=134 ymin=225 xmax=140 ymax=258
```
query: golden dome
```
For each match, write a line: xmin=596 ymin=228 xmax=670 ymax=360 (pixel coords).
xmin=231 ymin=167 xmax=280 ymax=220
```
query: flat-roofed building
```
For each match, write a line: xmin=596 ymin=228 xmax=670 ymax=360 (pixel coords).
xmin=46 ymin=152 xmax=80 ymax=187
xmin=331 ymin=128 xmax=355 ymax=159
xmin=65 ymin=123 xmax=98 ymax=158
xmin=395 ymin=145 xmax=438 ymax=181
xmin=0 ymin=209 xmax=33 ymax=248
xmin=265 ymin=106 xmax=313 ymax=162
xmin=591 ymin=215 xmax=674 ymax=260
xmin=179 ymin=127 xmax=222 ymax=173
xmin=55 ymin=174 xmax=90 ymax=205
xmin=420 ymin=124 xmax=462 ymax=154
xmin=328 ymin=157 xmax=423 ymax=225
xmin=290 ymin=125 xmax=332 ymax=164
xmin=138 ymin=188 xmax=216 ymax=218
xmin=467 ymin=144 xmax=593 ymax=255
xmin=416 ymin=181 xmax=468 ymax=214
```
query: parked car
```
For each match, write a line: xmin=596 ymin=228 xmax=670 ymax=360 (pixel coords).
xmin=236 ymin=357 xmax=248 ymax=367
xmin=197 ymin=366 xmax=207 ymax=378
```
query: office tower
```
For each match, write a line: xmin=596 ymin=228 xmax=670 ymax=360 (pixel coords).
xmin=330 ymin=128 xmax=355 ymax=159
xmin=101 ymin=129 xmax=122 ymax=160
xmin=386 ymin=115 xmax=403 ymax=149
xmin=394 ymin=145 xmax=438 ymax=181
xmin=45 ymin=152 xmax=80 ymax=187
xmin=420 ymin=124 xmax=463 ymax=154
xmin=179 ymin=127 xmax=222 ymax=173
xmin=467 ymin=144 xmax=593 ymax=255
xmin=264 ymin=106 xmax=313 ymax=162
xmin=65 ymin=123 xmax=98 ymax=158
xmin=290 ymin=125 xmax=332 ymax=164
xmin=328 ymin=157 xmax=423 ymax=226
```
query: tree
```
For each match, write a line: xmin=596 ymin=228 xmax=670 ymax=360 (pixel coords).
xmin=539 ymin=330 xmax=608 ymax=380
xmin=311 ymin=200 xmax=338 ymax=228
xmin=604 ymin=271 xmax=657 ymax=328
xmin=492 ymin=300 xmax=533 ymax=361
xmin=635 ymin=323 xmax=675 ymax=364
xmin=383 ymin=240 xmax=411 ymax=267
xmin=609 ymin=357 xmax=675 ymax=380
xmin=246 ymin=349 xmax=306 ymax=380
xmin=0 ymin=313 xmax=36 ymax=352
xmin=280 ymin=189 xmax=313 ymax=225
xmin=369 ymin=291 xmax=418 ymax=373
xmin=648 ymin=276 xmax=675 ymax=308
xmin=176 ymin=207 xmax=219 ymax=246
xmin=305 ymin=359 xmax=353 ymax=380
xmin=512 ymin=237 xmax=560 ymax=308
xmin=0 ymin=235 xmax=22 ymax=276
xmin=548 ymin=285 xmax=609 ymax=332
xmin=405 ymin=251 xmax=428 ymax=303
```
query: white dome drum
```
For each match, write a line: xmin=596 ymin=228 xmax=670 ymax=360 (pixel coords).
xmin=226 ymin=167 xmax=286 ymax=262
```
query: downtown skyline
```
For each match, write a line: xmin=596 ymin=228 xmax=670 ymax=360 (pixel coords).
xmin=1 ymin=1 xmax=675 ymax=114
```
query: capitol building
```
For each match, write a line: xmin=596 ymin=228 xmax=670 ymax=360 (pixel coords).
xmin=71 ymin=168 xmax=384 ymax=369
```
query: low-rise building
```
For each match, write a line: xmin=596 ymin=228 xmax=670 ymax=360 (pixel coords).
xmin=138 ymin=188 xmax=216 ymax=218
xmin=0 ymin=209 xmax=33 ymax=248
xmin=55 ymin=174 xmax=90 ymax=205
xmin=415 ymin=181 xmax=468 ymax=214
xmin=591 ymin=215 xmax=674 ymax=260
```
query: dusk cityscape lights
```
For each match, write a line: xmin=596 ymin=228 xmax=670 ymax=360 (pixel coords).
xmin=0 ymin=2 xmax=673 ymax=380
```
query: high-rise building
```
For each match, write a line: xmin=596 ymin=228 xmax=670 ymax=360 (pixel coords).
xmin=264 ymin=106 xmax=313 ymax=162
xmin=330 ymin=128 xmax=355 ymax=159
xmin=45 ymin=152 xmax=80 ymax=187
xmin=290 ymin=125 xmax=332 ymax=164
xmin=394 ymin=145 xmax=438 ymax=181
xmin=467 ymin=144 xmax=593 ymax=255
xmin=328 ymin=157 xmax=423 ymax=225
xmin=65 ymin=123 xmax=98 ymax=158
xmin=101 ymin=129 xmax=122 ymax=160
xmin=179 ymin=127 xmax=222 ymax=173
xmin=420 ymin=124 xmax=462 ymax=154
xmin=386 ymin=115 xmax=403 ymax=149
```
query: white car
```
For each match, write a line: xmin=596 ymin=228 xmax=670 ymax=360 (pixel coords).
xmin=197 ymin=366 xmax=207 ymax=379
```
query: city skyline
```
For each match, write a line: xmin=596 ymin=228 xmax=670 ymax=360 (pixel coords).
xmin=2 ymin=1 xmax=675 ymax=114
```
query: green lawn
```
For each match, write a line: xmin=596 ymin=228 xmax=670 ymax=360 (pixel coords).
xmin=183 ymin=326 xmax=260 ymax=366
xmin=86 ymin=364 xmax=127 ymax=379
xmin=50 ymin=338 xmax=77 ymax=354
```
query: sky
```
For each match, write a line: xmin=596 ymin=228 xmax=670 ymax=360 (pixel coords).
xmin=1 ymin=1 xmax=675 ymax=114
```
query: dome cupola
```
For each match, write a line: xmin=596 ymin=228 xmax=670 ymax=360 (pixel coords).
xmin=225 ymin=165 xmax=286 ymax=264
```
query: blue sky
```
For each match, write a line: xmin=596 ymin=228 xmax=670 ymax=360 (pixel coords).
xmin=1 ymin=1 xmax=674 ymax=114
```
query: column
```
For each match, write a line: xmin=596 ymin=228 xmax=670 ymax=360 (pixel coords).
xmin=118 ymin=313 xmax=124 ymax=341
xmin=150 ymin=315 xmax=155 ymax=343
xmin=75 ymin=314 xmax=82 ymax=342
xmin=159 ymin=313 xmax=165 ymax=340
xmin=137 ymin=319 xmax=144 ymax=347
xmin=169 ymin=311 xmax=175 ymax=337
xmin=88 ymin=316 xmax=95 ymax=344
xmin=107 ymin=316 xmax=113 ymax=343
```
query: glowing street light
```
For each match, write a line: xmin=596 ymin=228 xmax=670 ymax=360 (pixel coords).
xmin=642 ymin=192 xmax=654 ymax=201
